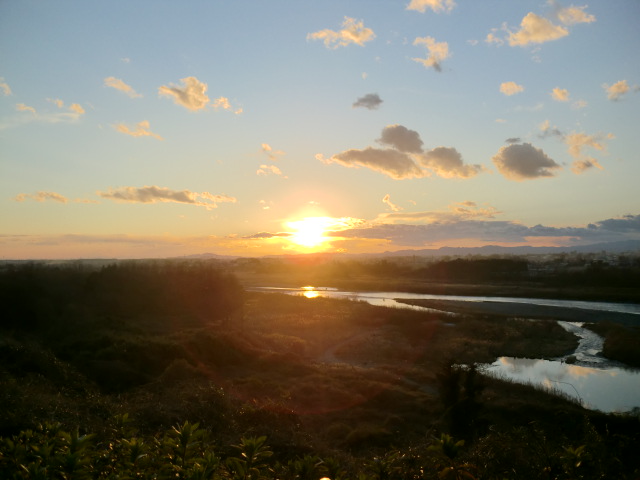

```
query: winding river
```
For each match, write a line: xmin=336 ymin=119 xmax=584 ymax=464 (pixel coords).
xmin=252 ymin=286 xmax=640 ymax=413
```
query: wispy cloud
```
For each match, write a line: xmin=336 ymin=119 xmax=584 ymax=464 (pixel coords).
xmin=353 ymin=93 xmax=383 ymax=110
xmin=97 ymin=185 xmax=236 ymax=209
xmin=539 ymin=121 xmax=613 ymax=174
xmin=113 ymin=120 xmax=163 ymax=140
xmin=261 ymin=143 xmax=285 ymax=161
xmin=603 ymin=80 xmax=632 ymax=101
xmin=412 ymin=36 xmax=450 ymax=72
xmin=159 ymin=76 xmax=210 ymax=111
xmin=307 ymin=17 xmax=375 ymax=49
xmin=104 ymin=76 xmax=142 ymax=98
xmin=492 ymin=143 xmax=561 ymax=180
xmin=500 ymin=81 xmax=525 ymax=96
xmin=0 ymin=78 xmax=11 ymax=95
xmin=14 ymin=191 xmax=68 ymax=203
xmin=16 ymin=103 xmax=37 ymax=115
xmin=212 ymin=96 xmax=243 ymax=114
xmin=256 ymin=165 xmax=283 ymax=176
xmin=406 ymin=0 xmax=455 ymax=14
xmin=382 ymin=194 xmax=402 ymax=212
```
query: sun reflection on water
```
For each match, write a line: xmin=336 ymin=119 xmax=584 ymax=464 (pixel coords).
xmin=301 ymin=286 xmax=320 ymax=299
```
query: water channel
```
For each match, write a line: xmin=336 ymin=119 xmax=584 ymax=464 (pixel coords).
xmin=251 ymin=286 xmax=640 ymax=413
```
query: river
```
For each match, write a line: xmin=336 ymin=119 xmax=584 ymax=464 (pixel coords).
xmin=251 ymin=286 xmax=640 ymax=413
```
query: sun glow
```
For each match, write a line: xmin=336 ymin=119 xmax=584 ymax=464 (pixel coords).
xmin=286 ymin=216 xmax=334 ymax=248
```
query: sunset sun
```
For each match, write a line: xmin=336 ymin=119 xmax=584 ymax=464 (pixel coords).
xmin=286 ymin=217 xmax=333 ymax=248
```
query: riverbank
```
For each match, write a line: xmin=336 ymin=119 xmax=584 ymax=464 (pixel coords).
xmin=395 ymin=298 xmax=640 ymax=326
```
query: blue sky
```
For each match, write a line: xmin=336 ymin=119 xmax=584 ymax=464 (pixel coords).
xmin=1 ymin=0 xmax=639 ymax=258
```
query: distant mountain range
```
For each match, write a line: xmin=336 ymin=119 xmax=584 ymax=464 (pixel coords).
xmin=183 ymin=239 xmax=640 ymax=261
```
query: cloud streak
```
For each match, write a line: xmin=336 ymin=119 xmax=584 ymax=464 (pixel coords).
xmin=113 ymin=120 xmax=163 ymax=140
xmin=14 ymin=191 xmax=68 ymax=203
xmin=104 ymin=76 xmax=142 ymax=98
xmin=97 ymin=186 xmax=236 ymax=209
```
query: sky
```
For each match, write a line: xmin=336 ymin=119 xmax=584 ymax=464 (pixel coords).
xmin=1 ymin=0 xmax=639 ymax=259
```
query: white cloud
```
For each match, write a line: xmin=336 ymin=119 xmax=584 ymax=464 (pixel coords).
xmin=406 ymin=0 xmax=455 ymax=13
xmin=353 ymin=93 xmax=383 ymax=110
xmin=603 ymin=80 xmax=630 ymax=101
xmin=159 ymin=76 xmax=210 ymax=111
xmin=420 ymin=146 xmax=484 ymax=178
xmin=97 ymin=185 xmax=236 ymax=209
xmin=412 ymin=36 xmax=450 ymax=71
xmin=104 ymin=76 xmax=142 ymax=98
xmin=319 ymin=148 xmax=425 ymax=180
xmin=14 ymin=191 xmax=68 ymax=203
xmin=492 ymin=143 xmax=561 ymax=180
xmin=113 ymin=120 xmax=163 ymax=140
xmin=500 ymin=81 xmax=525 ymax=96
xmin=378 ymin=124 xmax=424 ymax=153
xmin=551 ymin=87 xmax=569 ymax=101
xmin=307 ymin=17 xmax=375 ymax=49
xmin=382 ymin=194 xmax=402 ymax=212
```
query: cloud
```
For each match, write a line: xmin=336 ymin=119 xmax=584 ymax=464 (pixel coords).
xmin=412 ymin=36 xmax=450 ymax=71
xmin=552 ymin=2 xmax=596 ymax=25
xmin=113 ymin=120 xmax=163 ymax=140
xmin=508 ymin=12 xmax=569 ymax=46
xmin=104 ymin=76 xmax=142 ymax=98
xmin=320 ymin=148 xmax=425 ymax=180
xmin=256 ymin=165 xmax=283 ymax=176
xmin=321 ymin=125 xmax=485 ymax=180
xmin=420 ymin=146 xmax=484 ymax=178
xmin=159 ymin=76 xmax=210 ymax=111
xmin=603 ymin=80 xmax=630 ymax=101
xmin=14 ymin=191 xmax=68 ymax=203
xmin=488 ymin=4 xmax=594 ymax=48
xmin=500 ymin=81 xmax=525 ymax=96
xmin=551 ymin=87 xmax=569 ymax=101
xmin=97 ymin=186 xmax=236 ymax=209
xmin=336 ymin=212 xmax=640 ymax=248
xmin=406 ymin=0 xmax=455 ymax=13
xmin=261 ymin=143 xmax=285 ymax=161
xmin=16 ymin=103 xmax=37 ymax=115
xmin=382 ymin=194 xmax=402 ymax=212
xmin=212 ymin=96 xmax=243 ymax=114
xmin=449 ymin=201 xmax=502 ymax=219
xmin=353 ymin=93 xmax=383 ymax=110
xmin=564 ymin=131 xmax=613 ymax=174
xmin=0 ymin=78 xmax=11 ymax=95
xmin=69 ymin=103 xmax=85 ymax=115
xmin=492 ymin=143 xmax=561 ymax=180
xmin=378 ymin=124 xmax=423 ymax=153
xmin=307 ymin=17 xmax=375 ymax=49
xmin=505 ymin=137 xmax=521 ymax=144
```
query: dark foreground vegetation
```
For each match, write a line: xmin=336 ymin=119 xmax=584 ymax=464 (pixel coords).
xmin=1 ymin=260 xmax=640 ymax=478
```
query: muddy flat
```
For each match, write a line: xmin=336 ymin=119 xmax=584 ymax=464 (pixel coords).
xmin=395 ymin=298 xmax=640 ymax=326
